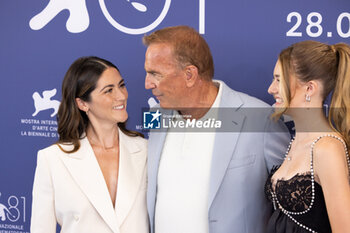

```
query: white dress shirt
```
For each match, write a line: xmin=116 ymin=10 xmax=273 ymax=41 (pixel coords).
xmin=155 ymin=82 xmax=222 ymax=233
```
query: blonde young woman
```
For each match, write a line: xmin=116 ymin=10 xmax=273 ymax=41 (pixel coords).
xmin=265 ymin=41 xmax=350 ymax=233
xmin=31 ymin=56 xmax=149 ymax=233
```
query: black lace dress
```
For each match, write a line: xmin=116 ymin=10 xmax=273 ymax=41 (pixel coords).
xmin=264 ymin=134 xmax=350 ymax=233
xmin=265 ymin=168 xmax=331 ymax=233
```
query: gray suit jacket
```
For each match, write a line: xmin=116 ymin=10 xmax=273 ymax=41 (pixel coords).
xmin=147 ymin=81 xmax=290 ymax=233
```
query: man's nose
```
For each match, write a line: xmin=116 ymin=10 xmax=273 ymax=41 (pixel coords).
xmin=145 ymin=74 xmax=156 ymax=90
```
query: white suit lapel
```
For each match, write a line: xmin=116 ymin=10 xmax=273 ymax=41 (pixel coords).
xmin=115 ymin=130 xmax=146 ymax=226
xmin=208 ymin=81 xmax=246 ymax=209
xmin=60 ymin=137 xmax=120 ymax=233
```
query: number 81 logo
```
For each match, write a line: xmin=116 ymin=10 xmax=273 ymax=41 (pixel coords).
xmin=0 ymin=194 xmax=26 ymax=223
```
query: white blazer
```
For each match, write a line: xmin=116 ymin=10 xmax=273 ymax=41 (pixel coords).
xmin=31 ymin=130 xmax=149 ymax=233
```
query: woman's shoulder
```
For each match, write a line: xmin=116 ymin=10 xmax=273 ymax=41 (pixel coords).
xmin=313 ymin=134 xmax=348 ymax=168
xmin=38 ymin=143 xmax=62 ymax=154
xmin=36 ymin=143 xmax=65 ymax=165
xmin=313 ymin=134 xmax=347 ymax=155
xmin=38 ymin=140 xmax=81 ymax=156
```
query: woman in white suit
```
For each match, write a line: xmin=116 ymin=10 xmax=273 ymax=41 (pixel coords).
xmin=31 ymin=56 xmax=149 ymax=233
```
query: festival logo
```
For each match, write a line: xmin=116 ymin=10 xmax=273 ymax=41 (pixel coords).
xmin=32 ymin=88 xmax=60 ymax=117
xmin=29 ymin=0 xmax=171 ymax=35
xmin=19 ymin=88 xmax=60 ymax=139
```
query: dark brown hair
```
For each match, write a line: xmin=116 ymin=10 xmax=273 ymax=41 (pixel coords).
xmin=57 ymin=56 xmax=143 ymax=153
xmin=143 ymin=25 xmax=214 ymax=80
xmin=275 ymin=41 xmax=350 ymax=146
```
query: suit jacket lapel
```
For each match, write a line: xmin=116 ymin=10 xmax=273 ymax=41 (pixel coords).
xmin=115 ymin=130 xmax=146 ymax=226
xmin=147 ymin=108 xmax=172 ymax=227
xmin=60 ymin=137 xmax=120 ymax=233
xmin=208 ymin=81 xmax=246 ymax=209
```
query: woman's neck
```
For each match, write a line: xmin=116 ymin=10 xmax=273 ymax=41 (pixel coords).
xmin=289 ymin=107 xmax=335 ymax=146
xmin=86 ymin=123 xmax=119 ymax=150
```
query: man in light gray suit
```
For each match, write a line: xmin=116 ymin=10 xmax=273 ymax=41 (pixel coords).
xmin=143 ymin=25 xmax=290 ymax=233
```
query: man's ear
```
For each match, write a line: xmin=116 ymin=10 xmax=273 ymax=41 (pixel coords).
xmin=75 ymin=98 xmax=89 ymax=112
xmin=184 ymin=65 xmax=198 ymax=88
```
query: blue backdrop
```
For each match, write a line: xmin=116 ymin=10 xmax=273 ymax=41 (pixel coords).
xmin=1 ymin=0 xmax=349 ymax=232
